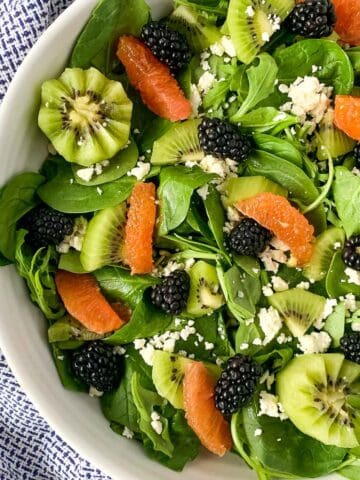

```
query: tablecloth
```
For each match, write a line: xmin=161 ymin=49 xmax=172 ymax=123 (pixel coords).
xmin=0 ymin=1 xmax=111 ymax=479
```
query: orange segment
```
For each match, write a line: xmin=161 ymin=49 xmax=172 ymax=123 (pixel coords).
xmin=123 ymin=182 xmax=156 ymax=274
xmin=334 ymin=95 xmax=360 ymax=141
xmin=333 ymin=0 xmax=360 ymax=45
xmin=237 ymin=192 xmax=314 ymax=266
xmin=183 ymin=361 xmax=233 ymax=457
xmin=117 ymin=35 xmax=191 ymax=121
xmin=55 ymin=271 xmax=124 ymax=334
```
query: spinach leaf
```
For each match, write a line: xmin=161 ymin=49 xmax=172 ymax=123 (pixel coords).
xmin=235 ymin=321 xmax=263 ymax=356
xmin=233 ymin=255 xmax=260 ymax=278
xmin=58 ymin=251 xmax=87 ymax=274
xmin=347 ymin=47 xmax=360 ymax=76
xmin=174 ymin=0 xmax=229 ymax=16
xmin=105 ymin=296 xmax=172 ymax=345
xmin=70 ymin=0 xmax=150 ymax=73
xmin=234 ymin=53 xmax=278 ymax=118
xmin=242 ymin=403 xmax=347 ymax=478
xmin=326 ymin=252 xmax=360 ymax=298
xmin=138 ymin=118 xmax=172 ymax=153
xmin=255 ymin=347 xmax=293 ymax=371
xmin=132 ymin=372 xmax=173 ymax=457
xmin=253 ymin=133 xmax=303 ymax=168
xmin=203 ymin=185 xmax=225 ymax=251
xmin=0 ymin=253 xmax=12 ymax=267
xmin=51 ymin=343 xmax=86 ymax=392
xmin=234 ymin=107 xmax=297 ymax=133
xmin=274 ymin=39 xmax=354 ymax=95
xmin=0 ymin=172 xmax=44 ymax=260
xmin=333 ymin=167 xmax=360 ymax=237
xmin=72 ymin=141 xmax=138 ymax=186
xmin=143 ymin=410 xmax=200 ymax=471
xmin=324 ymin=302 xmax=346 ymax=348
xmin=157 ymin=234 xmax=220 ymax=255
xmin=38 ymin=157 xmax=136 ymax=213
xmin=15 ymin=230 xmax=64 ymax=321
xmin=95 ymin=266 xmax=159 ymax=309
xmin=48 ymin=316 xmax=103 ymax=343
xmin=158 ymin=166 xmax=215 ymax=236
xmin=339 ymin=460 xmax=360 ymax=480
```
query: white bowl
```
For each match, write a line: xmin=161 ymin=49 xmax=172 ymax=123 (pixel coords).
xmin=0 ymin=1 xmax=335 ymax=479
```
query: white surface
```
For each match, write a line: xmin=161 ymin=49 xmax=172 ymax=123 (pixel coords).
xmin=0 ymin=1 xmax=335 ymax=479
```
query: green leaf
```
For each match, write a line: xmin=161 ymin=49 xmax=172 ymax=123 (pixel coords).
xmin=70 ymin=0 xmax=150 ymax=73
xmin=58 ymin=250 xmax=87 ymax=274
xmin=235 ymin=321 xmax=263 ymax=356
xmin=338 ymin=460 xmax=360 ymax=480
xmin=333 ymin=167 xmax=360 ymax=238
xmin=51 ymin=343 xmax=86 ymax=391
xmin=274 ymin=39 xmax=354 ymax=95
xmin=324 ymin=302 xmax=346 ymax=348
xmin=255 ymin=348 xmax=293 ymax=371
xmin=0 ymin=172 xmax=44 ymax=260
xmin=48 ymin=315 xmax=103 ymax=343
xmin=158 ymin=166 xmax=215 ymax=236
xmin=253 ymin=133 xmax=303 ymax=168
xmin=234 ymin=53 xmax=278 ymax=117
xmin=203 ymin=78 xmax=231 ymax=110
xmin=234 ymin=107 xmax=297 ymax=133
xmin=326 ymin=251 xmax=360 ymax=298
xmin=95 ymin=266 xmax=159 ymax=309
xmin=38 ymin=157 xmax=136 ymax=213
xmin=203 ymin=184 xmax=225 ymax=251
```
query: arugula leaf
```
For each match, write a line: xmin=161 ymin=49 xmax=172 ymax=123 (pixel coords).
xmin=203 ymin=184 xmax=225 ymax=251
xmin=234 ymin=53 xmax=278 ymax=118
xmin=95 ymin=266 xmax=159 ymax=309
xmin=15 ymin=230 xmax=64 ymax=321
xmin=70 ymin=0 xmax=150 ymax=73
xmin=132 ymin=372 xmax=173 ymax=457
xmin=158 ymin=166 xmax=215 ymax=236
xmin=38 ymin=157 xmax=136 ymax=213
xmin=274 ymin=39 xmax=354 ymax=95
xmin=234 ymin=107 xmax=297 ymax=133
xmin=0 ymin=172 xmax=44 ymax=260
xmin=333 ymin=167 xmax=360 ymax=237
xmin=324 ymin=302 xmax=346 ymax=348
xmin=203 ymin=78 xmax=231 ymax=110
xmin=255 ymin=348 xmax=293 ymax=371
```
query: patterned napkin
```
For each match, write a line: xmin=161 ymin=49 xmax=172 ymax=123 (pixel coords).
xmin=0 ymin=1 xmax=110 ymax=478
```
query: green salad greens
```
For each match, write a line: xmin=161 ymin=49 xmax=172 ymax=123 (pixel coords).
xmin=3 ymin=0 xmax=360 ymax=478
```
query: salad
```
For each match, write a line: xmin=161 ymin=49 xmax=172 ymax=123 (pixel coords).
xmin=2 ymin=0 xmax=360 ymax=477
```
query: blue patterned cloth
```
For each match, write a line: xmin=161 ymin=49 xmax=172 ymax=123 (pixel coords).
xmin=0 ymin=2 xmax=110 ymax=479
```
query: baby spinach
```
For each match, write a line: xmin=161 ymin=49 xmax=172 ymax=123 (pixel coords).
xmin=0 ymin=172 xmax=44 ymax=260
xmin=234 ymin=107 xmax=297 ymax=133
xmin=326 ymin=252 xmax=360 ymax=298
xmin=95 ymin=266 xmax=159 ymax=309
xmin=324 ymin=302 xmax=346 ymax=348
xmin=72 ymin=141 xmax=138 ymax=186
xmin=347 ymin=47 xmax=360 ymax=77
xmin=242 ymin=403 xmax=348 ymax=478
xmin=157 ymin=166 xmax=215 ymax=236
xmin=235 ymin=321 xmax=263 ymax=356
xmin=38 ymin=157 xmax=136 ymax=213
xmin=203 ymin=185 xmax=225 ymax=251
xmin=233 ymin=53 xmax=278 ymax=118
xmin=255 ymin=348 xmax=293 ymax=371
xmin=58 ymin=251 xmax=87 ymax=274
xmin=253 ymin=133 xmax=303 ymax=168
xmin=233 ymin=254 xmax=260 ymax=278
xmin=51 ymin=344 xmax=86 ymax=392
xmin=338 ymin=460 xmax=360 ymax=480
xmin=70 ymin=0 xmax=150 ymax=73
xmin=333 ymin=167 xmax=360 ymax=238
xmin=274 ymin=39 xmax=354 ymax=95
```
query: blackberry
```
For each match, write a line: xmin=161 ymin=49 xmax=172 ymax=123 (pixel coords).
xmin=140 ymin=22 xmax=191 ymax=73
xmin=342 ymin=235 xmax=360 ymax=271
xmin=340 ymin=333 xmax=360 ymax=364
xmin=22 ymin=205 xmax=73 ymax=248
xmin=354 ymin=144 xmax=360 ymax=168
xmin=285 ymin=0 xmax=336 ymax=38
xmin=198 ymin=117 xmax=252 ymax=162
xmin=151 ymin=270 xmax=190 ymax=315
xmin=229 ymin=218 xmax=272 ymax=256
xmin=215 ymin=355 xmax=262 ymax=415
xmin=71 ymin=341 xmax=122 ymax=392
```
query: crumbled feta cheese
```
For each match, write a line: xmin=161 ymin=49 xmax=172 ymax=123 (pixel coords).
xmin=184 ymin=258 xmax=195 ymax=271
xmin=271 ymin=276 xmax=289 ymax=292
xmin=261 ymin=32 xmax=270 ymax=43
xmin=56 ymin=216 xmax=87 ymax=253
xmin=134 ymin=338 xmax=146 ymax=350
xmin=258 ymin=391 xmax=288 ymax=420
xmin=245 ymin=5 xmax=255 ymax=17
xmin=122 ymin=427 xmax=134 ymax=439
xmin=96 ymin=187 xmax=103 ymax=196
xmin=221 ymin=36 xmax=236 ymax=57
xmin=298 ymin=331 xmax=331 ymax=354
xmin=254 ymin=429 xmax=263 ymax=437
xmin=296 ymin=281 xmax=310 ymax=290
xmin=127 ymin=161 xmax=151 ymax=181
xmin=240 ymin=343 xmax=249 ymax=351
xmin=162 ymin=260 xmax=184 ymax=277
xmin=345 ymin=267 xmax=360 ymax=286
xmin=278 ymin=83 xmax=289 ymax=94
xmin=258 ymin=307 xmax=282 ymax=345
xmin=151 ymin=411 xmax=163 ymax=435
xmin=76 ymin=167 xmax=94 ymax=182
xmin=190 ymin=84 xmax=202 ymax=117
xmin=197 ymin=184 xmax=209 ymax=200
xmin=262 ymin=284 xmax=274 ymax=297
xmin=198 ymin=72 xmax=216 ymax=94
xmin=260 ymin=370 xmax=275 ymax=390
xmin=277 ymin=333 xmax=292 ymax=345
xmin=253 ymin=337 xmax=263 ymax=346
xmin=311 ymin=65 xmax=319 ymax=73
xmin=352 ymin=167 xmax=360 ymax=177
xmin=334 ymin=242 xmax=342 ymax=249
xmin=204 ymin=342 xmax=214 ymax=351
xmin=245 ymin=318 xmax=254 ymax=326
xmin=259 ymin=239 xmax=289 ymax=272
xmin=199 ymin=155 xmax=228 ymax=177
xmin=210 ymin=42 xmax=225 ymax=57
xmin=180 ymin=325 xmax=196 ymax=341
xmin=352 ymin=322 xmax=360 ymax=332
xmin=341 ymin=293 xmax=357 ymax=313
xmin=89 ymin=386 xmax=104 ymax=397
xmin=113 ymin=346 xmax=126 ymax=356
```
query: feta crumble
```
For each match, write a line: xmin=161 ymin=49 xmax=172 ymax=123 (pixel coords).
xmin=122 ymin=427 xmax=134 ymax=439
xmin=89 ymin=386 xmax=104 ymax=398
xmin=271 ymin=276 xmax=289 ymax=292
xmin=245 ymin=5 xmax=255 ymax=17
xmin=151 ymin=411 xmax=163 ymax=435
xmin=345 ymin=267 xmax=360 ymax=286
xmin=262 ymin=284 xmax=274 ymax=297
xmin=56 ymin=217 xmax=87 ymax=254
xmin=127 ymin=161 xmax=151 ymax=180
xmin=198 ymin=72 xmax=216 ymax=94
xmin=254 ymin=429 xmax=263 ymax=437
xmin=258 ymin=391 xmax=288 ymax=420
xmin=197 ymin=184 xmax=209 ymax=200
xmin=298 ymin=331 xmax=331 ymax=354
xmin=260 ymin=370 xmax=275 ymax=390
xmin=258 ymin=307 xmax=282 ymax=345
xmin=190 ymin=84 xmax=202 ymax=117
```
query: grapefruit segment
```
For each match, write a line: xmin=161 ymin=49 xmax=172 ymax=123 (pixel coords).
xmin=237 ymin=192 xmax=314 ymax=266
xmin=334 ymin=95 xmax=360 ymax=141
xmin=333 ymin=0 xmax=360 ymax=45
xmin=55 ymin=271 xmax=124 ymax=334
xmin=117 ymin=35 xmax=191 ymax=121
xmin=123 ymin=182 xmax=156 ymax=275
xmin=183 ymin=361 xmax=232 ymax=456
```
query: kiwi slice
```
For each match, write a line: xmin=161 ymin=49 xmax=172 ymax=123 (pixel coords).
xmin=317 ymin=109 xmax=356 ymax=160
xmin=187 ymin=261 xmax=225 ymax=316
xmin=152 ymin=350 xmax=191 ymax=409
xmin=167 ymin=5 xmax=221 ymax=52
xmin=304 ymin=227 xmax=346 ymax=281
xmin=48 ymin=315 xmax=104 ymax=343
xmin=150 ymin=119 xmax=203 ymax=166
xmin=38 ymin=67 xmax=133 ymax=166
xmin=268 ymin=288 xmax=326 ymax=338
xmin=277 ymin=353 xmax=360 ymax=448
xmin=227 ymin=0 xmax=295 ymax=64
xmin=222 ymin=175 xmax=288 ymax=208
xmin=80 ymin=202 xmax=126 ymax=272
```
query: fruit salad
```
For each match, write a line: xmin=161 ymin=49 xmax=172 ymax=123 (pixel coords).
xmin=2 ymin=0 xmax=360 ymax=477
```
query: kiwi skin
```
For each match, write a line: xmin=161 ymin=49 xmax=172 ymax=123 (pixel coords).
xmin=187 ymin=261 xmax=225 ymax=316
xmin=80 ymin=203 xmax=127 ymax=272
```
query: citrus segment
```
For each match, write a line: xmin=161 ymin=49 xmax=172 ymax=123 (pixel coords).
xmin=117 ymin=35 xmax=191 ymax=121
xmin=55 ymin=271 xmax=124 ymax=334
xmin=183 ymin=361 xmax=232 ymax=456
xmin=123 ymin=182 xmax=156 ymax=275
xmin=237 ymin=192 xmax=315 ymax=266
xmin=334 ymin=95 xmax=360 ymax=141
xmin=333 ymin=0 xmax=360 ymax=45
